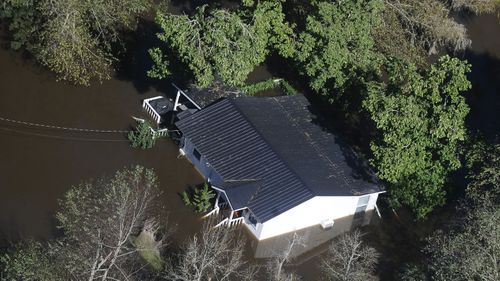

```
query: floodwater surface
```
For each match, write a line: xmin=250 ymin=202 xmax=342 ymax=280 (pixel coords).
xmin=0 ymin=41 xmax=204 ymax=244
xmin=0 ymin=10 xmax=498 ymax=281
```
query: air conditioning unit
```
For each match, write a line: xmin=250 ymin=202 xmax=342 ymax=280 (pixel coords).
xmin=320 ymin=219 xmax=335 ymax=229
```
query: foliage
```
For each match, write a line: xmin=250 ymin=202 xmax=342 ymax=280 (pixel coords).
xmin=0 ymin=0 xmax=151 ymax=85
xmin=1 ymin=166 xmax=165 ymax=280
xmin=181 ymin=183 xmax=216 ymax=213
xmin=450 ymin=0 xmax=500 ymax=15
xmin=0 ymin=0 xmax=41 ymax=51
xmin=55 ymin=165 xmax=165 ymax=280
xmin=422 ymin=203 xmax=500 ymax=281
xmin=321 ymin=230 xmax=380 ymax=281
xmin=128 ymin=120 xmax=157 ymax=149
xmin=280 ymin=80 xmax=298 ymax=96
xmin=377 ymin=0 xmax=471 ymax=65
xmin=466 ymin=141 xmax=500 ymax=203
xmin=297 ymin=0 xmax=383 ymax=97
xmin=242 ymin=79 xmax=282 ymax=96
xmin=398 ymin=263 xmax=430 ymax=281
xmin=363 ymin=55 xmax=471 ymax=218
xmin=0 ymin=240 xmax=59 ymax=281
xmin=241 ymin=78 xmax=297 ymax=96
xmin=149 ymin=1 xmax=294 ymax=87
xmin=376 ymin=0 xmax=500 ymax=64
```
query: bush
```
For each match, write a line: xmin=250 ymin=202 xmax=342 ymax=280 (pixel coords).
xmin=181 ymin=183 xmax=216 ymax=213
xmin=242 ymin=78 xmax=298 ymax=96
xmin=128 ymin=121 xmax=157 ymax=149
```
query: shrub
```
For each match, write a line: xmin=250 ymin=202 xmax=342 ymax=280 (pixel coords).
xmin=128 ymin=121 xmax=157 ymax=149
xmin=181 ymin=183 xmax=216 ymax=213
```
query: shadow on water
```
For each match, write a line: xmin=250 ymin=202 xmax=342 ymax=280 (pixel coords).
xmin=463 ymin=50 xmax=500 ymax=141
xmin=459 ymin=13 xmax=500 ymax=142
xmin=114 ymin=18 xmax=193 ymax=95
xmin=0 ymin=29 xmax=205 ymax=248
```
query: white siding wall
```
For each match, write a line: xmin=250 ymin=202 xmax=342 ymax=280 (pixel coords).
xmin=181 ymin=137 xmax=223 ymax=184
xmin=246 ymin=193 xmax=379 ymax=240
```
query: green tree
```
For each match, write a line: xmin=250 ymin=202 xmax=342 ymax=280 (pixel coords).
xmin=128 ymin=120 xmax=158 ymax=149
xmin=181 ymin=183 xmax=216 ymax=213
xmin=363 ymin=55 xmax=471 ymax=218
xmin=0 ymin=0 xmax=41 ymax=51
xmin=0 ymin=0 xmax=151 ymax=85
xmin=0 ymin=240 xmax=60 ymax=281
xmin=296 ymin=0 xmax=383 ymax=97
xmin=148 ymin=1 xmax=294 ymax=87
xmin=466 ymin=141 xmax=500 ymax=203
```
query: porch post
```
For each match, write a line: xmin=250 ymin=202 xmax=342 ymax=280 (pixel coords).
xmin=173 ymin=90 xmax=181 ymax=111
xmin=215 ymin=193 xmax=220 ymax=208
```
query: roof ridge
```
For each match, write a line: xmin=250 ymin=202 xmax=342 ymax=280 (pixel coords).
xmin=228 ymin=98 xmax=315 ymax=203
xmin=271 ymin=97 xmax=352 ymax=189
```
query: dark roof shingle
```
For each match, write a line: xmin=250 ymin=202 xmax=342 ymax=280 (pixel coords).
xmin=176 ymin=95 xmax=381 ymax=222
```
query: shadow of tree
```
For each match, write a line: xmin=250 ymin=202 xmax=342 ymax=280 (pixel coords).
xmin=462 ymin=49 xmax=500 ymax=142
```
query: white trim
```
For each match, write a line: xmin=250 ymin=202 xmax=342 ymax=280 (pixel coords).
xmin=142 ymin=96 xmax=164 ymax=124
xmin=211 ymin=186 xmax=235 ymax=211
xmin=172 ymin=83 xmax=202 ymax=110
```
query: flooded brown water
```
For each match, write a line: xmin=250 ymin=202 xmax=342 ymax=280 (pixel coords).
xmin=0 ymin=39 xmax=204 ymax=243
xmin=0 ymin=10 xmax=499 ymax=281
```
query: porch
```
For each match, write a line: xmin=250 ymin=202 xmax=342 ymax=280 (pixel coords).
xmin=142 ymin=96 xmax=173 ymax=124
xmin=203 ymin=193 xmax=246 ymax=228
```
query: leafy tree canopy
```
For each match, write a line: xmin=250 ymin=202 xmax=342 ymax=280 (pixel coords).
xmin=363 ymin=55 xmax=471 ymax=218
xmin=0 ymin=240 xmax=60 ymax=281
xmin=0 ymin=0 xmax=151 ymax=85
xmin=148 ymin=1 xmax=294 ymax=87
xmin=399 ymin=202 xmax=499 ymax=281
xmin=128 ymin=120 xmax=158 ymax=149
xmin=296 ymin=0 xmax=383 ymax=96
xmin=466 ymin=141 xmax=500 ymax=203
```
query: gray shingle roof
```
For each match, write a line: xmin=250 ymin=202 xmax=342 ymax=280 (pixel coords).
xmin=176 ymin=95 xmax=381 ymax=222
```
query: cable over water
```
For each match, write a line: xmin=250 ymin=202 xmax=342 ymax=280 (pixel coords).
xmin=0 ymin=116 xmax=131 ymax=133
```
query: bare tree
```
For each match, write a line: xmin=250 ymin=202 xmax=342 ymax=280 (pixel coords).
xmin=266 ymin=233 xmax=304 ymax=281
xmin=424 ymin=202 xmax=500 ymax=281
xmin=382 ymin=0 xmax=470 ymax=55
xmin=55 ymin=165 xmax=168 ymax=280
xmin=165 ymin=220 xmax=255 ymax=281
xmin=374 ymin=0 xmax=495 ymax=65
xmin=321 ymin=230 xmax=379 ymax=281
xmin=450 ymin=0 xmax=500 ymax=14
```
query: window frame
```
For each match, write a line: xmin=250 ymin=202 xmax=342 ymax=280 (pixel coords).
xmin=193 ymin=148 xmax=202 ymax=161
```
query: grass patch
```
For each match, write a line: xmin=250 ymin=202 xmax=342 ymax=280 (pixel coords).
xmin=134 ymin=230 xmax=164 ymax=270
xmin=242 ymin=78 xmax=298 ymax=96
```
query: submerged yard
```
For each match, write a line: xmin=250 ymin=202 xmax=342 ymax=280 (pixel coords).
xmin=0 ymin=6 xmax=499 ymax=280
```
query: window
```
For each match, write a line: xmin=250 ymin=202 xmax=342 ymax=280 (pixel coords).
xmin=354 ymin=195 xmax=370 ymax=219
xmin=244 ymin=209 xmax=258 ymax=229
xmin=357 ymin=195 xmax=370 ymax=208
xmin=193 ymin=148 xmax=201 ymax=161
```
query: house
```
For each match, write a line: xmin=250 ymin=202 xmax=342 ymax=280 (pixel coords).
xmin=174 ymin=93 xmax=384 ymax=240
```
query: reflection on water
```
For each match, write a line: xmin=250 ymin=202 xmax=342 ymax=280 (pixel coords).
xmin=250 ymin=210 xmax=376 ymax=262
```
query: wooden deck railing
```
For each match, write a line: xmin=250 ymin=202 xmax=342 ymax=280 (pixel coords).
xmin=142 ymin=96 xmax=163 ymax=124
xmin=214 ymin=217 xmax=244 ymax=228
